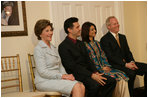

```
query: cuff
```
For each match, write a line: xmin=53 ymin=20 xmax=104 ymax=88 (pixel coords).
xmin=130 ymin=61 xmax=135 ymax=63
xmin=56 ymin=73 xmax=63 ymax=79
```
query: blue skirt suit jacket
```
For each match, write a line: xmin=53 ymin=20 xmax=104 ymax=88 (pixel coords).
xmin=34 ymin=40 xmax=77 ymax=96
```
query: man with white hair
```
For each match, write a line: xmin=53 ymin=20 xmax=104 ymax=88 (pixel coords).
xmin=100 ymin=16 xmax=147 ymax=97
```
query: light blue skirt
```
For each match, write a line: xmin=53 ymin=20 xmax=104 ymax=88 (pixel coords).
xmin=35 ymin=79 xmax=78 ymax=96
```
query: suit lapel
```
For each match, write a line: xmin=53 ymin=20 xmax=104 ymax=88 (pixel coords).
xmin=108 ymin=32 xmax=123 ymax=48
xmin=45 ymin=46 xmax=59 ymax=57
xmin=118 ymin=34 xmax=125 ymax=54
xmin=108 ymin=32 xmax=119 ymax=47
xmin=39 ymin=40 xmax=59 ymax=57
xmin=108 ymin=32 xmax=125 ymax=58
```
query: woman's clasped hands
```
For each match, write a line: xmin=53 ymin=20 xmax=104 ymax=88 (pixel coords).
xmin=62 ymin=74 xmax=75 ymax=81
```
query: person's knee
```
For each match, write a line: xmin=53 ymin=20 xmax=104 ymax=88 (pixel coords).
xmin=80 ymin=83 xmax=85 ymax=91
xmin=110 ymin=78 xmax=116 ymax=88
xmin=89 ymin=83 xmax=99 ymax=91
xmin=105 ymin=76 xmax=116 ymax=85
xmin=73 ymin=82 xmax=82 ymax=91
xmin=111 ymin=77 xmax=116 ymax=84
xmin=128 ymin=71 xmax=136 ymax=79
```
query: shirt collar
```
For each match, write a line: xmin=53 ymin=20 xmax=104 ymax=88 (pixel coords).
xmin=38 ymin=40 xmax=56 ymax=48
xmin=68 ymin=36 xmax=77 ymax=44
xmin=110 ymin=31 xmax=119 ymax=38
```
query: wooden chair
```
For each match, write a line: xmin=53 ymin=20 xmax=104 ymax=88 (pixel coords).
xmin=28 ymin=54 xmax=62 ymax=97
xmin=1 ymin=54 xmax=23 ymax=94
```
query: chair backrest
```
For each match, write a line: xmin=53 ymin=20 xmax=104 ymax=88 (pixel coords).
xmin=1 ymin=54 xmax=23 ymax=94
xmin=28 ymin=54 xmax=36 ymax=92
xmin=28 ymin=54 xmax=62 ymax=97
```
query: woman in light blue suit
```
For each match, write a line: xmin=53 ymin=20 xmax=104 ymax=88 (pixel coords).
xmin=34 ymin=19 xmax=85 ymax=97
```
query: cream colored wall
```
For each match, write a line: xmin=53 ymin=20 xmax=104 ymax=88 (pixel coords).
xmin=124 ymin=1 xmax=147 ymax=88
xmin=1 ymin=1 xmax=50 ymax=92
xmin=124 ymin=1 xmax=147 ymax=63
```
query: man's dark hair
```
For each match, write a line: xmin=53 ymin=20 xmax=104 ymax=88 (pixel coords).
xmin=64 ymin=17 xmax=78 ymax=34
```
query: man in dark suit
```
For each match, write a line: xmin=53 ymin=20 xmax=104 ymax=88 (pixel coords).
xmin=100 ymin=16 xmax=147 ymax=97
xmin=58 ymin=17 xmax=116 ymax=97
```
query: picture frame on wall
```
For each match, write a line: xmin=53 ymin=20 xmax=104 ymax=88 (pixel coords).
xmin=1 ymin=1 xmax=28 ymax=37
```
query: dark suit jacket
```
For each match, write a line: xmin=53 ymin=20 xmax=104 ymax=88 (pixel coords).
xmin=58 ymin=36 xmax=97 ymax=81
xmin=100 ymin=32 xmax=134 ymax=70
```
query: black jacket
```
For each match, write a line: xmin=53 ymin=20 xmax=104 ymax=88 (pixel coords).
xmin=100 ymin=32 xmax=134 ymax=70
xmin=58 ymin=36 xmax=97 ymax=81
